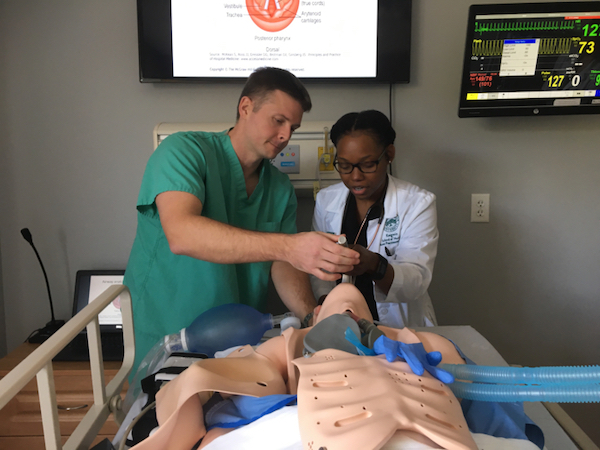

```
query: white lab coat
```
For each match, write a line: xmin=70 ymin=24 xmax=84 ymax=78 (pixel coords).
xmin=311 ymin=175 xmax=439 ymax=328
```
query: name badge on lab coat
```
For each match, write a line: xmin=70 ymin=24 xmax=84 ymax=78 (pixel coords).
xmin=381 ymin=216 xmax=400 ymax=246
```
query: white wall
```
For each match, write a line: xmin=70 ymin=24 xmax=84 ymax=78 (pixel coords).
xmin=1 ymin=0 xmax=599 ymax=444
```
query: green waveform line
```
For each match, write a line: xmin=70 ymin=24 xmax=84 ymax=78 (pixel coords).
xmin=474 ymin=20 xmax=575 ymax=33
xmin=472 ymin=37 xmax=575 ymax=56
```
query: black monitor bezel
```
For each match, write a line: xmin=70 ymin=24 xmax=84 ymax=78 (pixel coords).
xmin=458 ymin=1 xmax=600 ymax=118
xmin=73 ymin=270 xmax=125 ymax=331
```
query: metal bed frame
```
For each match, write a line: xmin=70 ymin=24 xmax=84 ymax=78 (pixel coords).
xmin=0 ymin=284 xmax=135 ymax=450
xmin=1 ymin=286 xmax=598 ymax=450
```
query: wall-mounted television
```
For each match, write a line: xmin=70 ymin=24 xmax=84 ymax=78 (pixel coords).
xmin=137 ymin=0 xmax=411 ymax=84
xmin=458 ymin=2 xmax=600 ymax=117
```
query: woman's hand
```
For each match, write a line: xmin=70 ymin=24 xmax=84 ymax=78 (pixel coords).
xmin=344 ymin=244 xmax=379 ymax=276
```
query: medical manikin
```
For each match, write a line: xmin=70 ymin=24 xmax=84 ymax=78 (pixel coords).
xmin=130 ymin=283 xmax=476 ymax=450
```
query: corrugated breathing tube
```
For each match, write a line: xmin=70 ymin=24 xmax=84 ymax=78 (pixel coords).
xmin=441 ymin=364 xmax=600 ymax=403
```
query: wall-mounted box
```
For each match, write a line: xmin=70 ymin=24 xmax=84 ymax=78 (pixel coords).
xmin=153 ymin=122 xmax=341 ymax=191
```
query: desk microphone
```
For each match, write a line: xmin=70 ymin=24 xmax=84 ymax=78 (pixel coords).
xmin=21 ymin=228 xmax=65 ymax=343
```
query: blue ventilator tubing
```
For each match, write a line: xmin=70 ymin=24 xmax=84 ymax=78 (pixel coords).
xmin=441 ymin=364 xmax=600 ymax=385
xmin=449 ymin=382 xmax=600 ymax=403
xmin=441 ymin=364 xmax=600 ymax=403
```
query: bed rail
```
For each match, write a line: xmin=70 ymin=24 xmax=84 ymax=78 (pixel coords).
xmin=0 ymin=284 xmax=135 ymax=450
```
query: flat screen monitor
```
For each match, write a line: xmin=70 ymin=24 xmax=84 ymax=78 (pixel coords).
xmin=137 ymin=0 xmax=411 ymax=84
xmin=458 ymin=2 xmax=600 ymax=117
xmin=73 ymin=270 xmax=125 ymax=328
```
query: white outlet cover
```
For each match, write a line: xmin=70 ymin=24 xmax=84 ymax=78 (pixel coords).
xmin=471 ymin=193 xmax=490 ymax=222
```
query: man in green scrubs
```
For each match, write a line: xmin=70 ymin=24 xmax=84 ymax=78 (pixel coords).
xmin=124 ymin=68 xmax=359 ymax=376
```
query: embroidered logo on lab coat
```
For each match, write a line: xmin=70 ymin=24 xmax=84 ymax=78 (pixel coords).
xmin=381 ymin=216 xmax=400 ymax=245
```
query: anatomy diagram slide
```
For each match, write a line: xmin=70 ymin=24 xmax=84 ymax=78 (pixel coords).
xmin=89 ymin=275 xmax=124 ymax=325
xmin=171 ymin=0 xmax=378 ymax=78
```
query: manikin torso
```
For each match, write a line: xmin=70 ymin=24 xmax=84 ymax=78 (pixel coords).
xmin=130 ymin=283 xmax=476 ymax=450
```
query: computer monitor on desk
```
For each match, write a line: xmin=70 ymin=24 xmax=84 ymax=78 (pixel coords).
xmin=53 ymin=270 xmax=125 ymax=361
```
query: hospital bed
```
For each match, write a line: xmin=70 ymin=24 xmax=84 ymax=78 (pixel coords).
xmin=0 ymin=285 xmax=134 ymax=450
xmin=0 ymin=285 xmax=596 ymax=450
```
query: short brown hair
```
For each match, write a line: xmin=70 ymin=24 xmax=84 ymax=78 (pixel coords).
xmin=236 ymin=67 xmax=312 ymax=120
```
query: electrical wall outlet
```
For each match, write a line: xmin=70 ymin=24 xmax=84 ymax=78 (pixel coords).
xmin=471 ymin=193 xmax=490 ymax=222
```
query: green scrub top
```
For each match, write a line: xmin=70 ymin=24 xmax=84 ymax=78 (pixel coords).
xmin=124 ymin=131 xmax=297 ymax=374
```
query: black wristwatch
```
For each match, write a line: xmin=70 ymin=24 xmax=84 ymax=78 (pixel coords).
xmin=371 ymin=254 xmax=389 ymax=281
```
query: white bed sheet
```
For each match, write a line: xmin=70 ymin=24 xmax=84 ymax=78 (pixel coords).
xmin=201 ymin=405 xmax=540 ymax=450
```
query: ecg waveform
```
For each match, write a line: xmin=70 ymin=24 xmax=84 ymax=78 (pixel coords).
xmin=474 ymin=20 xmax=575 ymax=33
xmin=472 ymin=38 xmax=575 ymax=56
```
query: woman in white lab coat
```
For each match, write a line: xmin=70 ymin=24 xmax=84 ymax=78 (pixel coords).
xmin=311 ymin=110 xmax=439 ymax=328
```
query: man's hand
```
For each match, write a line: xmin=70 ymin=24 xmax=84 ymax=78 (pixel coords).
xmin=285 ymin=232 xmax=360 ymax=281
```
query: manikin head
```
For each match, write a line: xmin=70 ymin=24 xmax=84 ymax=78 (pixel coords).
xmin=313 ymin=283 xmax=373 ymax=324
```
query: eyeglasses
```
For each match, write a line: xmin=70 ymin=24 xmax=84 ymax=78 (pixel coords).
xmin=333 ymin=149 xmax=387 ymax=174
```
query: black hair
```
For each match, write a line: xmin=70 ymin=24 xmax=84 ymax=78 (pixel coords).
xmin=236 ymin=67 xmax=312 ymax=120
xmin=330 ymin=110 xmax=396 ymax=148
